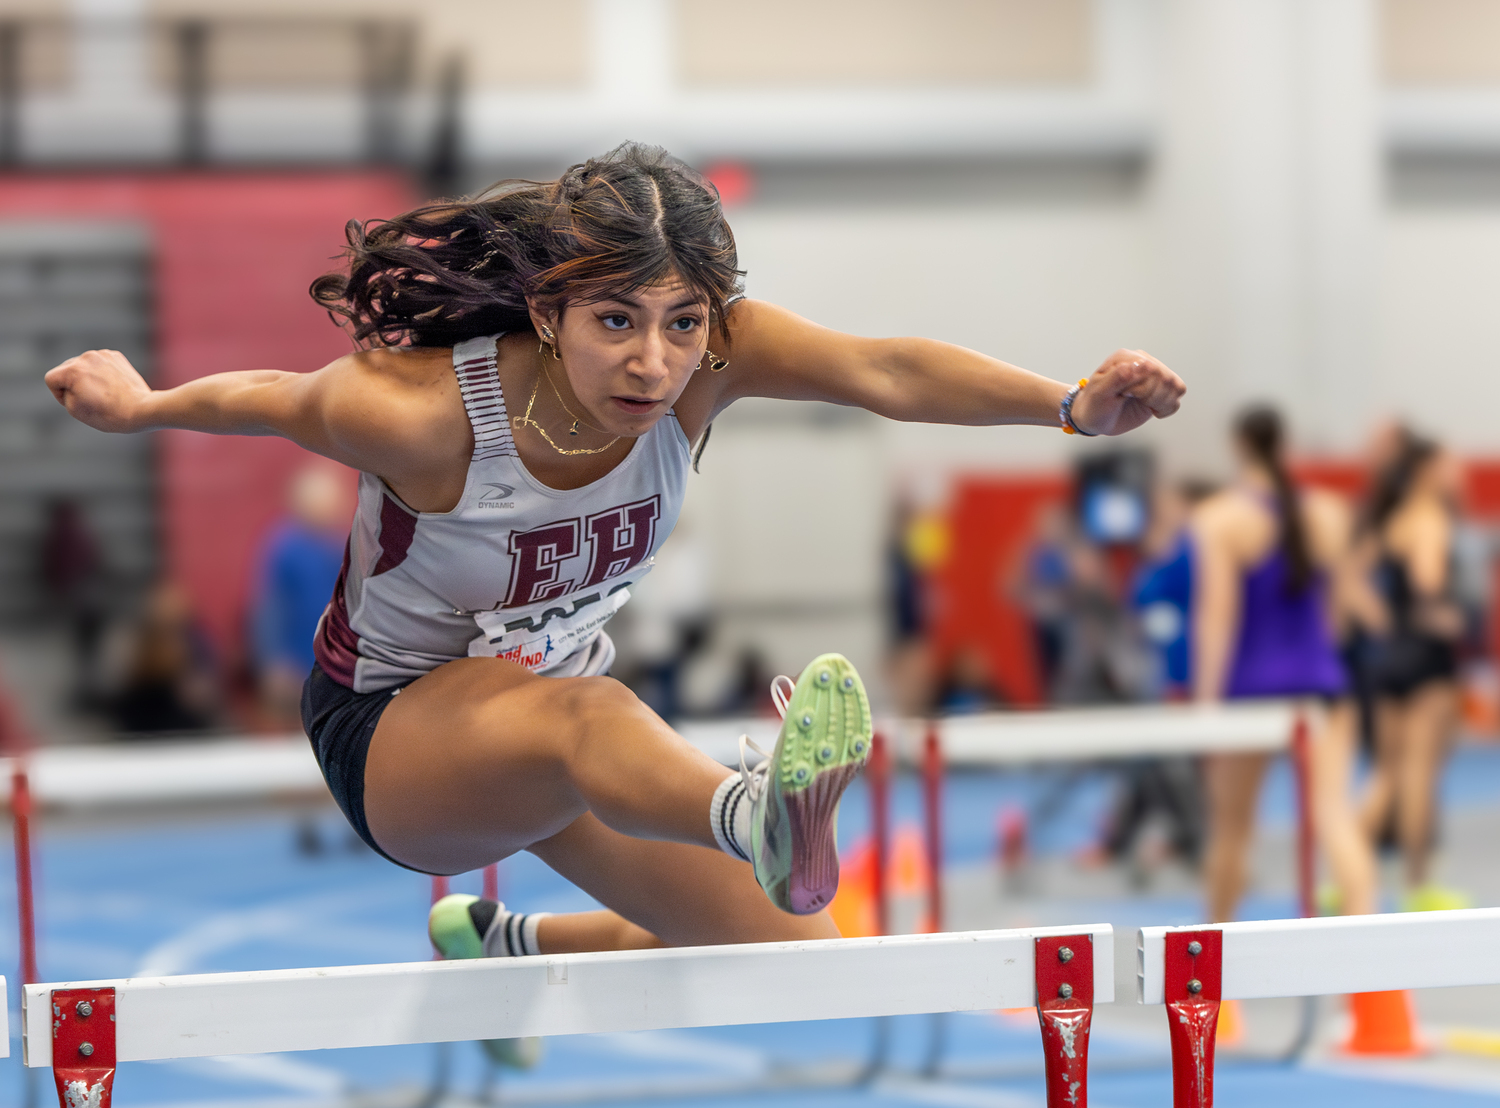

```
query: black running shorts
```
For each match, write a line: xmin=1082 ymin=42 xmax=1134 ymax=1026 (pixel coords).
xmin=300 ymin=663 xmax=431 ymax=873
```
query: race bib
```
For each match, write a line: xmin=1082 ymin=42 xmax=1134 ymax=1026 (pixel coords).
xmin=467 ymin=565 xmax=649 ymax=674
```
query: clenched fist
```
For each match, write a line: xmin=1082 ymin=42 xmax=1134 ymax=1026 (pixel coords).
xmin=1069 ymin=349 xmax=1186 ymax=437
xmin=45 ymin=349 xmax=154 ymax=434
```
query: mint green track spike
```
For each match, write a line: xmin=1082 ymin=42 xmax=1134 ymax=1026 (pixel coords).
xmin=427 ymin=894 xmax=544 ymax=1070
xmin=748 ymin=653 xmax=872 ymax=915
xmin=429 ymin=893 xmax=484 ymax=959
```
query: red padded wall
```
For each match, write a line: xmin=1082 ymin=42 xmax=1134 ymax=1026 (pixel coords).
xmin=0 ymin=171 xmax=415 ymax=666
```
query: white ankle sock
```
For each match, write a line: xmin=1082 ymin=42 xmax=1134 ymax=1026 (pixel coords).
xmin=481 ymin=905 xmax=549 ymax=957
xmin=710 ymin=772 xmax=754 ymax=862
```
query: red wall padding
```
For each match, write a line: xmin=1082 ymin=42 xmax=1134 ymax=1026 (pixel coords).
xmin=932 ymin=475 xmax=1069 ymax=708
xmin=0 ymin=171 xmax=416 ymax=666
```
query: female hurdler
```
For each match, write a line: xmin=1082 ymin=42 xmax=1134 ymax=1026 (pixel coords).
xmin=45 ymin=144 xmax=1185 ymax=966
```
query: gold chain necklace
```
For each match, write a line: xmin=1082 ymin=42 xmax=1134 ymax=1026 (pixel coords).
xmin=511 ymin=350 xmax=622 ymax=457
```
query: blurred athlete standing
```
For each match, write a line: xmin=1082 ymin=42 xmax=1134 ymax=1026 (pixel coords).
xmin=1193 ymin=407 xmax=1377 ymax=923
xmin=1358 ymin=436 xmax=1468 ymax=910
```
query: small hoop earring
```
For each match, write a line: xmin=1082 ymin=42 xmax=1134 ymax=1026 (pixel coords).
xmin=704 ymin=350 xmax=728 ymax=372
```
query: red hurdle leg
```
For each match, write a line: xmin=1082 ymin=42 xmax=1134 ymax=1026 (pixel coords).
xmin=1036 ymin=934 xmax=1095 ymax=1107
xmin=1164 ymin=929 xmax=1223 ymax=1108
xmin=922 ymin=723 xmax=944 ymax=933
xmin=51 ymin=987 xmax=117 ymax=1108
xmin=869 ymin=730 xmax=891 ymax=936
xmin=12 ymin=765 xmax=39 ymax=989
xmin=482 ymin=863 xmax=499 ymax=901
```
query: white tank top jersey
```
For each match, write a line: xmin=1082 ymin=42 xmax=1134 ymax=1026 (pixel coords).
xmin=314 ymin=334 xmax=691 ymax=693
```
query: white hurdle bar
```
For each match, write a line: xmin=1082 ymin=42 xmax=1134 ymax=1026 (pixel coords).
xmin=22 ymin=926 xmax=1112 ymax=1065
xmin=678 ymin=701 xmax=1297 ymax=768
xmin=20 ymin=926 xmax=1112 ymax=1108
xmin=1138 ymin=908 xmax=1500 ymax=1107
xmin=0 ymin=701 xmax=1299 ymax=811
xmin=1140 ymin=907 xmax=1500 ymax=1004
xmin=0 ymin=735 xmax=325 ymax=811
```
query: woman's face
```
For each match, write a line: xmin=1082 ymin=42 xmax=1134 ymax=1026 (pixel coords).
xmin=530 ymin=282 xmax=710 ymax=439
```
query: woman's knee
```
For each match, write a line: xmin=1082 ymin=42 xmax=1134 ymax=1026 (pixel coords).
xmin=553 ymin=676 xmax=647 ymax=757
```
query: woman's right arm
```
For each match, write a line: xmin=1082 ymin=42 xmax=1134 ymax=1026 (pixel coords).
xmin=44 ymin=347 xmax=466 ymax=478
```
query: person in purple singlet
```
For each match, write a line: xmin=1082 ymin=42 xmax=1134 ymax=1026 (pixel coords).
xmin=1192 ymin=407 xmax=1377 ymax=926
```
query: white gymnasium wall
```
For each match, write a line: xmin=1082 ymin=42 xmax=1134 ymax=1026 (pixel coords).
xmin=1377 ymin=208 xmax=1500 ymax=453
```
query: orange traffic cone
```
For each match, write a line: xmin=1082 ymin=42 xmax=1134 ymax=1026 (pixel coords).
xmin=1344 ymin=990 xmax=1423 ymax=1055
xmin=891 ymin=824 xmax=931 ymax=897
xmin=828 ymin=839 xmax=878 ymax=938
xmin=1216 ymin=998 xmax=1245 ymax=1046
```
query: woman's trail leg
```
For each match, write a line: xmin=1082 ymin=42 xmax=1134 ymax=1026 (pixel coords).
xmin=1309 ymin=702 xmax=1377 ymax=915
xmin=429 ymin=813 xmax=834 ymax=961
xmin=364 ymin=657 xmax=740 ymax=874
xmin=1203 ymin=751 xmax=1270 ymax=922
xmin=1396 ymin=681 xmax=1459 ymax=888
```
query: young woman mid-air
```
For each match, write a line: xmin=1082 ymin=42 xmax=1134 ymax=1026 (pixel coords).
xmin=45 ymin=145 xmax=1185 ymax=967
xmin=1193 ymin=407 xmax=1377 ymax=927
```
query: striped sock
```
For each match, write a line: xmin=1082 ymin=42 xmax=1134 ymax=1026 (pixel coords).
xmin=710 ymin=772 xmax=753 ymax=862
xmin=469 ymin=899 xmax=549 ymax=957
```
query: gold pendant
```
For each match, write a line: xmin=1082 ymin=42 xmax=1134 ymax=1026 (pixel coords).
xmin=569 ymin=421 xmax=580 ymax=437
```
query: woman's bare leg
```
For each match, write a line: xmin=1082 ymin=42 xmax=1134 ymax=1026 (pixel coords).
xmin=365 ymin=655 xmax=842 ymax=949
xmin=531 ymin=812 xmax=837 ymax=947
xmin=1395 ymin=680 xmax=1459 ymax=888
xmin=1308 ymin=702 xmax=1377 ymax=915
xmin=1358 ymin=700 xmax=1400 ymax=841
xmin=364 ymin=657 xmax=737 ymax=875
xmin=1203 ymin=751 xmax=1270 ymax=922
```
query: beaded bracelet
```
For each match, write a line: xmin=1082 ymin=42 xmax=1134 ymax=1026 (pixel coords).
xmin=1059 ymin=378 xmax=1097 ymax=436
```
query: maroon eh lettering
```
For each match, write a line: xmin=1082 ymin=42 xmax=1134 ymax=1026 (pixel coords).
xmin=505 ymin=519 xmax=579 ymax=606
xmin=584 ymin=498 xmax=660 ymax=587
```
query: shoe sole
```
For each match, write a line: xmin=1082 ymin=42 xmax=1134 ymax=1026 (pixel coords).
xmin=769 ymin=653 xmax=872 ymax=914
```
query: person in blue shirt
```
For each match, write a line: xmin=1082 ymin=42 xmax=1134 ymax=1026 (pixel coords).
xmin=1132 ymin=482 xmax=1205 ymax=698
xmin=251 ymin=463 xmax=352 ymax=726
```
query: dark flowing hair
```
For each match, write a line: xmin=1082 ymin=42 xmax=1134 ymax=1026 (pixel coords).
xmin=1234 ymin=406 xmax=1313 ymax=592
xmin=311 ymin=142 xmax=745 ymax=349
xmin=1363 ymin=429 xmax=1438 ymax=535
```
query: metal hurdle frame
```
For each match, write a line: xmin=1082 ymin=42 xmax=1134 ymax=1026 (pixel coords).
xmin=12 ymin=924 xmax=1115 ymax=1108
xmin=1139 ymin=909 xmax=1500 ymax=1107
xmin=14 ymin=908 xmax=1500 ymax=1108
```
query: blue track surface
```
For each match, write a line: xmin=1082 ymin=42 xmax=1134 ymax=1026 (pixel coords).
xmin=7 ymin=744 xmax=1500 ymax=1107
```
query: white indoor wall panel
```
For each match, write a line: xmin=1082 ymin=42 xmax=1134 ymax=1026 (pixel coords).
xmin=726 ymin=202 xmax=1160 ymax=475
xmin=1377 ymin=209 xmax=1500 ymax=452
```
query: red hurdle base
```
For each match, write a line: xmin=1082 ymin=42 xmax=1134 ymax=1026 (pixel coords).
xmin=51 ymin=987 xmax=117 ymax=1108
xmin=1036 ymin=934 xmax=1095 ymax=1107
xmin=1164 ymin=929 xmax=1223 ymax=1108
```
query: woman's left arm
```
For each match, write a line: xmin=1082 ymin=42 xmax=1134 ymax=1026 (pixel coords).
xmin=715 ymin=300 xmax=1185 ymax=434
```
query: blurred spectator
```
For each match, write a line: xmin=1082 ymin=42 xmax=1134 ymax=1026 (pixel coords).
xmin=1101 ymin=479 xmax=1214 ymax=877
xmin=1014 ymin=503 xmax=1075 ymax=694
xmin=39 ymin=498 xmax=109 ymax=709
xmin=934 ymin=643 xmax=1003 ymax=715
xmin=1048 ymin=540 xmax=1156 ymax=706
xmin=1357 ymin=436 xmax=1469 ymax=910
xmin=1131 ymin=480 xmax=1215 ymax=700
xmin=885 ymin=492 xmax=949 ymax=717
xmin=110 ymin=580 xmax=220 ymax=735
xmin=615 ymin=518 xmax=713 ymax=720
xmin=249 ymin=463 xmax=352 ymax=727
